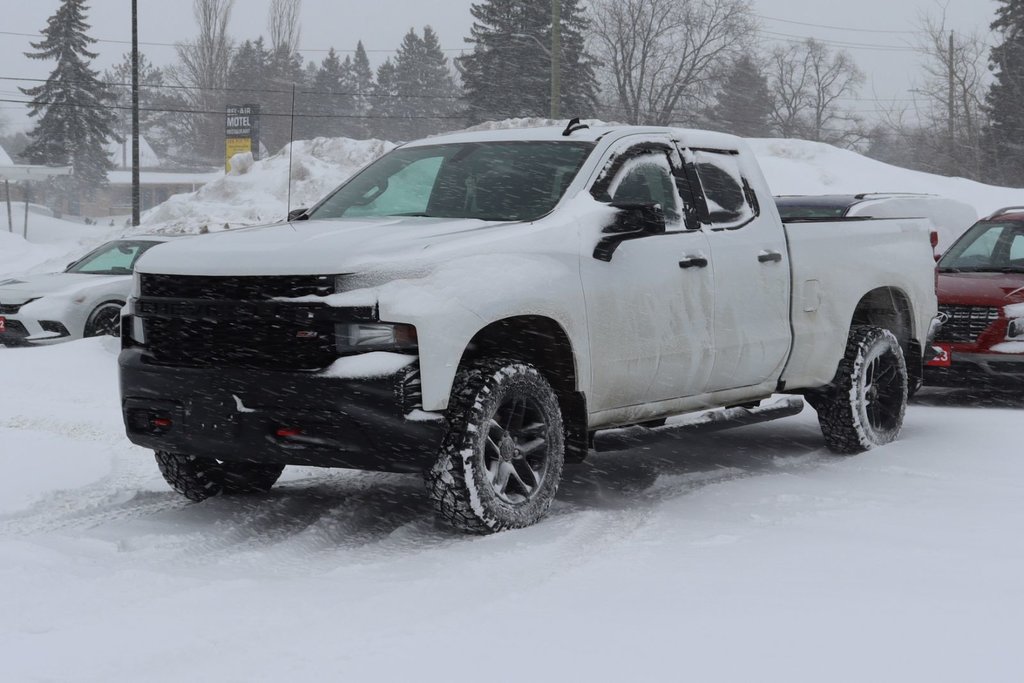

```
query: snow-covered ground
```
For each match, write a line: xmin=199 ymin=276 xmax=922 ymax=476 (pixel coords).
xmin=1 ymin=340 xmax=1023 ymax=681
xmin=4 ymin=128 xmax=1024 ymax=679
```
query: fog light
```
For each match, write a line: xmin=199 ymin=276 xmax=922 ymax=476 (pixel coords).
xmin=1008 ymin=318 xmax=1024 ymax=340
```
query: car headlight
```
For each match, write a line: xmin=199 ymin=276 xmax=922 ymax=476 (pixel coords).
xmin=1008 ymin=318 xmax=1024 ymax=340
xmin=131 ymin=272 xmax=142 ymax=299
xmin=335 ymin=323 xmax=417 ymax=353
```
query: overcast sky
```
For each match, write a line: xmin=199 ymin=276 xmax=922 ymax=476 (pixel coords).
xmin=0 ymin=0 xmax=999 ymax=133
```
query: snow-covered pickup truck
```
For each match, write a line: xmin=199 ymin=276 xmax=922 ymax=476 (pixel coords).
xmin=119 ymin=124 xmax=939 ymax=533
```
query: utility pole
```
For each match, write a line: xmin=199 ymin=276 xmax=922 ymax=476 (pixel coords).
xmin=131 ymin=0 xmax=141 ymax=227
xmin=4 ymin=180 xmax=12 ymax=233
xmin=551 ymin=0 xmax=561 ymax=120
xmin=947 ymin=30 xmax=956 ymax=167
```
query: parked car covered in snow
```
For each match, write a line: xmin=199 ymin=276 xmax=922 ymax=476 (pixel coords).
xmin=926 ymin=207 xmax=1024 ymax=386
xmin=119 ymin=124 xmax=940 ymax=533
xmin=0 ymin=237 xmax=173 ymax=345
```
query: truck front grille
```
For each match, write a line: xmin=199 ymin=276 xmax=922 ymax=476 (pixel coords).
xmin=140 ymin=274 xmax=335 ymax=301
xmin=137 ymin=274 xmax=347 ymax=370
xmin=937 ymin=305 xmax=1000 ymax=343
xmin=144 ymin=317 xmax=338 ymax=370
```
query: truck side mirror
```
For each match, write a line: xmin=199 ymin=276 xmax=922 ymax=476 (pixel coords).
xmin=594 ymin=202 xmax=667 ymax=262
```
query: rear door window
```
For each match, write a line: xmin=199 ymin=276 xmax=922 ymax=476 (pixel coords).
xmin=689 ymin=150 xmax=758 ymax=228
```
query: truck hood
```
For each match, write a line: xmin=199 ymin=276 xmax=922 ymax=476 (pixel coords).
xmin=135 ymin=217 xmax=517 ymax=276
xmin=0 ymin=273 xmax=128 ymax=303
xmin=937 ymin=271 xmax=1024 ymax=307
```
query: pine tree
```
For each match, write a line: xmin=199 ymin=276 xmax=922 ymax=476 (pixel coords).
xmin=709 ymin=55 xmax=773 ymax=137
xmin=552 ymin=0 xmax=599 ymax=118
xmin=349 ymin=42 xmax=376 ymax=138
xmin=383 ymin=27 xmax=461 ymax=140
xmin=308 ymin=48 xmax=352 ymax=139
xmin=458 ymin=0 xmax=598 ymax=123
xmin=370 ymin=58 xmax=401 ymax=140
xmin=20 ymin=0 xmax=115 ymax=200
xmin=986 ymin=0 xmax=1024 ymax=184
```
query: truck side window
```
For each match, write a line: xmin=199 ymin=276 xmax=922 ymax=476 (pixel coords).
xmin=606 ymin=153 xmax=684 ymax=226
xmin=691 ymin=151 xmax=758 ymax=228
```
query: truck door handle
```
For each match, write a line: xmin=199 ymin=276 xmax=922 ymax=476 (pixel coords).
xmin=758 ymin=250 xmax=783 ymax=264
xmin=679 ymin=255 xmax=709 ymax=269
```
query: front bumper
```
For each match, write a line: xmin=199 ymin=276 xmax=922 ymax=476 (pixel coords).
xmin=924 ymin=350 xmax=1024 ymax=387
xmin=119 ymin=349 xmax=446 ymax=472
xmin=0 ymin=314 xmax=71 ymax=346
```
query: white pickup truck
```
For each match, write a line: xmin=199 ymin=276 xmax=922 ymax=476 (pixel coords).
xmin=120 ymin=124 xmax=939 ymax=533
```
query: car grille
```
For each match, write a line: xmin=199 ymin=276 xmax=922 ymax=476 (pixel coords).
xmin=140 ymin=274 xmax=335 ymax=300
xmin=937 ymin=305 xmax=1000 ymax=343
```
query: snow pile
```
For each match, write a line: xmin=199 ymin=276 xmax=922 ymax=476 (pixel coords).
xmin=0 ymin=144 xmax=13 ymax=166
xmin=751 ymin=138 xmax=1022 ymax=217
xmin=139 ymin=136 xmax=395 ymax=233
xmin=0 ymin=217 xmax=118 ymax=277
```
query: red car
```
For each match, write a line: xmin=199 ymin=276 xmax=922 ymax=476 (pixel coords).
xmin=926 ymin=207 xmax=1024 ymax=387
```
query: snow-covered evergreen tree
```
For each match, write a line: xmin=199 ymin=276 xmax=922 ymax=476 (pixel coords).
xmin=458 ymin=0 xmax=598 ymax=123
xmin=20 ymin=0 xmax=115 ymax=199
xmin=710 ymin=55 xmax=773 ymax=137
xmin=986 ymin=0 xmax=1024 ymax=184
xmin=379 ymin=27 xmax=460 ymax=140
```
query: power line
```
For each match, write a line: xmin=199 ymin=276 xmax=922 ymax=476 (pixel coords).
xmin=759 ymin=30 xmax=917 ymax=53
xmin=0 ymin=96 xmax=469 ymax=121
xmin=756 ymin=13 xmax=921 ymax=36
xmin=0 ymin=29 xmax=467 ymax=55
xmin=0 ymin=75 xmax=466 ymax=102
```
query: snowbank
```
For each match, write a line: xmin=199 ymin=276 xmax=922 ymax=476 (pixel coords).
xmin=750 ymin=138 xmax=1022 ymax=218
xmin=0 ymin=217 xmax=119 ymax=277
xmin=139 ymin=136 xmax=395 ymax=233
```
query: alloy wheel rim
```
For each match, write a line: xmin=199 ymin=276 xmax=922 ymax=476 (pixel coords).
xmin=483 ymin=393 xmax=551 ymax=505
xmin=863 ymin=348 xmax=903 ymax=432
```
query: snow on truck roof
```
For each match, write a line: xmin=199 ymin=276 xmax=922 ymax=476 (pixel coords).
xmin=405 ymin=125 xmax=747 ymax=150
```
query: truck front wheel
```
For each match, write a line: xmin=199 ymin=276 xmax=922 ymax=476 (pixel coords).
xmin=810 ymin=326 xmax=908 ymax=454
xmin=154 ymin=452 xmax=285 ymax=502
xmin=427 ymin=359 xmax=565 ymax=533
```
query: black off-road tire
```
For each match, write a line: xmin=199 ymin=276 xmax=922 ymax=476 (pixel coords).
xmin=154 ymin=451 xmax=285 ymax=502
xmin=811 ymin=326 xmax=908 ymax=455
xmin=84 ymin=301 xmax=124 ymax=337
xmin=427 ymin=359 xmax=565 ymax=534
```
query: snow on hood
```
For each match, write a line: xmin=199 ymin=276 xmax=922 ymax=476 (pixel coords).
xmin=134 ymin=215 xmax=526 ymax=276
xmin=0 ymin=272 xmax=129 ymax=302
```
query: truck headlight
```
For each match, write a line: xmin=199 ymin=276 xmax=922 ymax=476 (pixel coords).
xmin=335 ymin=323 xmax=417 ymax=353
xmin=1008 ymin=318 xmax=1024 ymax=340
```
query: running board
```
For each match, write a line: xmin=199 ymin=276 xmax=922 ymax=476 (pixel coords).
xmin=593 ymin=397 xmax=806 ymax=453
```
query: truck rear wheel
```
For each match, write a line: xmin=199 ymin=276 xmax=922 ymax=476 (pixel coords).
xmin=154 ymin=451 xmax=285 ymax=502
xmin=811 ymin=326 xmax=908 ymax=454
xmin=427 ymin=359 xmax=565 ymax=533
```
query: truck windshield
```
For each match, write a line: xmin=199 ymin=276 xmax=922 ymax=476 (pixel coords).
xmin=939 ymin=221 xmax=1024 ymax=273
xmin=307 ymin=141 xmax=595 ymax=223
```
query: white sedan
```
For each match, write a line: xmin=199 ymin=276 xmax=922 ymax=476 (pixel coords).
xmin=0 ymin=237 xmax=173 ymax=345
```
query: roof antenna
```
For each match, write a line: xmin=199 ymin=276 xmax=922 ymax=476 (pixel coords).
xmin=562 ymin=117 xmax=589 ymax=136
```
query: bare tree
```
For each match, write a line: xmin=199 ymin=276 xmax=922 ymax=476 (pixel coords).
xmin=767 ymin=39 xmax=865 ymax=146
xmin=268 ymin=0 xmax=302 ymax=55
xmin=170 ymin=0 xmax=235 ymax=163
xmin=589 ymin=0 xmax=757 ymax=125
xmin=912 ymin=7 xmax=987 ymax=176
